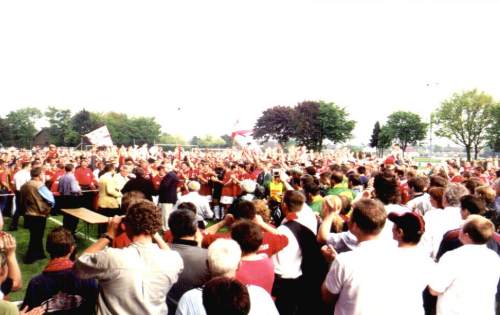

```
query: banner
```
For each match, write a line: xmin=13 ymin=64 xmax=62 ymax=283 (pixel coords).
xmin=84 ymin=126 xmax=113 ymax=146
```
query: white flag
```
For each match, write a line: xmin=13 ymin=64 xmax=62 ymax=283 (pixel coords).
xmin=84 ymin=126 xmax=113 ymax=146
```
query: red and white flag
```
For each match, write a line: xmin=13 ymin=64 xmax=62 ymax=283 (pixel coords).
xmin=231 ymin=130 xmax=261 ymax=153
xmin=84 ymin=126 xmax=113 ymax=146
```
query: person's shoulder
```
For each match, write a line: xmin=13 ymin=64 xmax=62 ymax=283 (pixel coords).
xmin=178 ymin=287 xmax=203 ymax=304
xmin=442 ymin=228 xmax=460 ymax=241
xmin=0 ymin=300 xmax=18 ymax=315
xmin=26 ymin=272 xmax=47 ymax=287
xmin=247 ymin=284 xmax=274 ymax=303
xmin=172 ymin=244 xmax=208 ymax=258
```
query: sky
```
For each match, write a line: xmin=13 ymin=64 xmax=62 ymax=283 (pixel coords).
xmin=1 ymin=0 xmax=499 ymax=146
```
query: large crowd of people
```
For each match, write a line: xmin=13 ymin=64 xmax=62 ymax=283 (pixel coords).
xmin=0 ymin=143 xmax=499 ymax=315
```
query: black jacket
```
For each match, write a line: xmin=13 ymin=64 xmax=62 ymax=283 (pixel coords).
xmin=159 ymin=172 xmax=179 ymax=204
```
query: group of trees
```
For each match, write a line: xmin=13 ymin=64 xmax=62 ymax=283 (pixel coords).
xmin=1 ymin=89 xmax=498 ymax=160
xmin=253 ymin=101 xmax=356 ymax=151
xmin=369 ymin=112 xmax=428 ymax=157
xmin=368 ymin=89 xmax=499 ymax=160
xmin=433 ymin=89 xmax=499 ymax=160
xmin=0 ymin=106 xmax=234 ymax=149
xmin=0 ymin=107 xmax=162 ymax=148
xmin=159 ymin=134 xmax=232 ymax=148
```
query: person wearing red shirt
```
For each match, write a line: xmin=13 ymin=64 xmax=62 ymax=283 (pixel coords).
xmin=232 ymin=220 xmax=275 ymax=295
xmin=152 ymin=165 xmax=166 ymax=194
xmin=197 ymin=164 xmax=214 ymax=201
xmin=74 ymin=159 xmax=97 ymax=210
xmin=201 ymin=201 xmax=288 ymax=258
xmin=46 ymin=144 xmax=59 ymax=160
xmin=74 ymin=159 xmax=96 ymax=190
xmin=50 ymin=163 xmax=66 ymax=195
xmin=220 ymin=165 xmax=239 ymax=216
xmin=0 ymin=160 xmax=9 ymax=216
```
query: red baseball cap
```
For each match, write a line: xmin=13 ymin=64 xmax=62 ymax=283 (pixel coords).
xmin=388 ymin=211 xmax=425 ymax=234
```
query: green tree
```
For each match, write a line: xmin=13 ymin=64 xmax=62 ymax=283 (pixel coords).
xmin=5 ymin=107 xmax=42 ymax=148
xmin=127 ymin=116 xmax=161 ymax=145
xmin=159 ymin=133 xmax=187 ymax=145
xmin=198 ymin=134 xmax=225 ymax=148
xmin=294 ymin=101 xmax=355 ymax=151
xmin=369 ymin=121 xmax=381 ymax=148
xmin=317 ymin=101 xmax=356 ymax=149
xmin=101 ymin=112 xmax=131 ymax=145
xmin=378 ymin=125 xmax=394 ymax=156
xmin=0 ymin=117 xmax=9 ymax=147
xmin=71 ymin=109 xmax=104 ymax=137
xmin=383 ymin=111 xmax=427 ymax=157
xmin=434 ymin=90 xmax=497 ymax=160
xmin=486 ymin=103 xmax=500 ymax=152
xmin=45 ymin=107 xmax=78 ymax=146
xmin=221 ymin=134 xmax=233 ymax=148
xmin=253 ymin=106 xmax=297 ymax=145
xmin=293 ymin=101 xmax=322 ymax=150
xmin=190 ymin=136 xmax=201 ymax=146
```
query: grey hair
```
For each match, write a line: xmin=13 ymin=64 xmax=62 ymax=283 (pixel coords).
xmin=207 ymin=239 xmax=242 ymax=277
xmin=444 ymin=183 xmax=469 ymax=207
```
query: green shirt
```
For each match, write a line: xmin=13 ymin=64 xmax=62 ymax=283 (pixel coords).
xmin=310 ymin=195 xmax=324 ymax=215
xmin=327 ymin=184 xmax=355 ymax=201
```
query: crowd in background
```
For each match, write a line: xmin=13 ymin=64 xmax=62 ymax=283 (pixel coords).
xmin=0 ymin=143 xmax=499 ymax=315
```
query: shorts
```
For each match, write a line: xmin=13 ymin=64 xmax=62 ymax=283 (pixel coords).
xmin=220 ymin=196 xmax=234 ymax=205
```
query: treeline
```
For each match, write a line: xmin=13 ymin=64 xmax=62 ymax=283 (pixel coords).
xmin=0 ymin=107 xmax=234 ymax=149
xmin=368 ymin=89 xmax=499 ymax=160
xmin=253 ymin=90 xmax=499 ymax=160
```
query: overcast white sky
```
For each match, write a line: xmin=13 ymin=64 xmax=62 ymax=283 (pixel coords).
xmin=1 ymin=0 xmax=499 ymax=145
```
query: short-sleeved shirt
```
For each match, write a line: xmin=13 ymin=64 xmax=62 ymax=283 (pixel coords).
xmin=176 ymin=284 xmax=279 ymax=315
xmin=74 ymin=242 xmax=184 ymax=315
xmin=325 ymin=239 xmax=424 ymax=315
xmin=429 ymin=244 xmax=500 ymax=315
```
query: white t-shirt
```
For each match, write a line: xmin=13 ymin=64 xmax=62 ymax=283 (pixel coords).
xmin=176 ymin=284 xmax=279 ymax=315
xmin=14 ymin=169 xmax=31 ymax=191
xmin=381 ymin=204 xmax=410 ymax=246
xmin=429 ymin=244 xmax=500 ymax=315
xmin=175 ymin=192 xmax=213 ymax=219
xmin=391 ymin=247 xmax=436 ymax=315
xmin=324 ymin=239 xmax=401 ymax=315
xmin=406 ymin=193 xmax=432 ymax=216
xmin=420 ymin=207 xmax=463 ymax=259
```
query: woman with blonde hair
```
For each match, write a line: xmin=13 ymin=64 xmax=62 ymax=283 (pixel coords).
xmin=321 ymin=195 xmax=345 ymax=233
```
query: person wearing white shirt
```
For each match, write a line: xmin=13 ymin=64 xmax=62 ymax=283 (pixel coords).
xmin=272 ymin=191 xmax=325 ymax=315
xmin=388 ymin=211 xmax=436 ymax=315
xmin=321 ymin=198 xmax=402 ymax=315
xmin=175 ymin=181 xmax=213 ymax=220
xmin=420 ymin=183 xmax=468 ymax=260
xmin=176 ymin=239 xmax=278 ymax=315
xmin=9 ymin=161 xmax=31 ymax=231
xmin=373 ymin=172 xmax=410 ymax=245
xmin=428 ymin=215 xmax=500 ymax=315
xmin=406 ymin=177 xmax=432 ymax=216
xmin=112 ymin=165 xmax=130 ymax=192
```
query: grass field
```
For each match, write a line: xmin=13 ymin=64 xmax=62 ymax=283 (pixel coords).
xmin=3 ymin=216 xmax=94 ymax=302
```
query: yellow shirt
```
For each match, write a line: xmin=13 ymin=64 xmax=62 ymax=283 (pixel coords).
xmin=269 ymin=181 xmax=285 ymax=202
